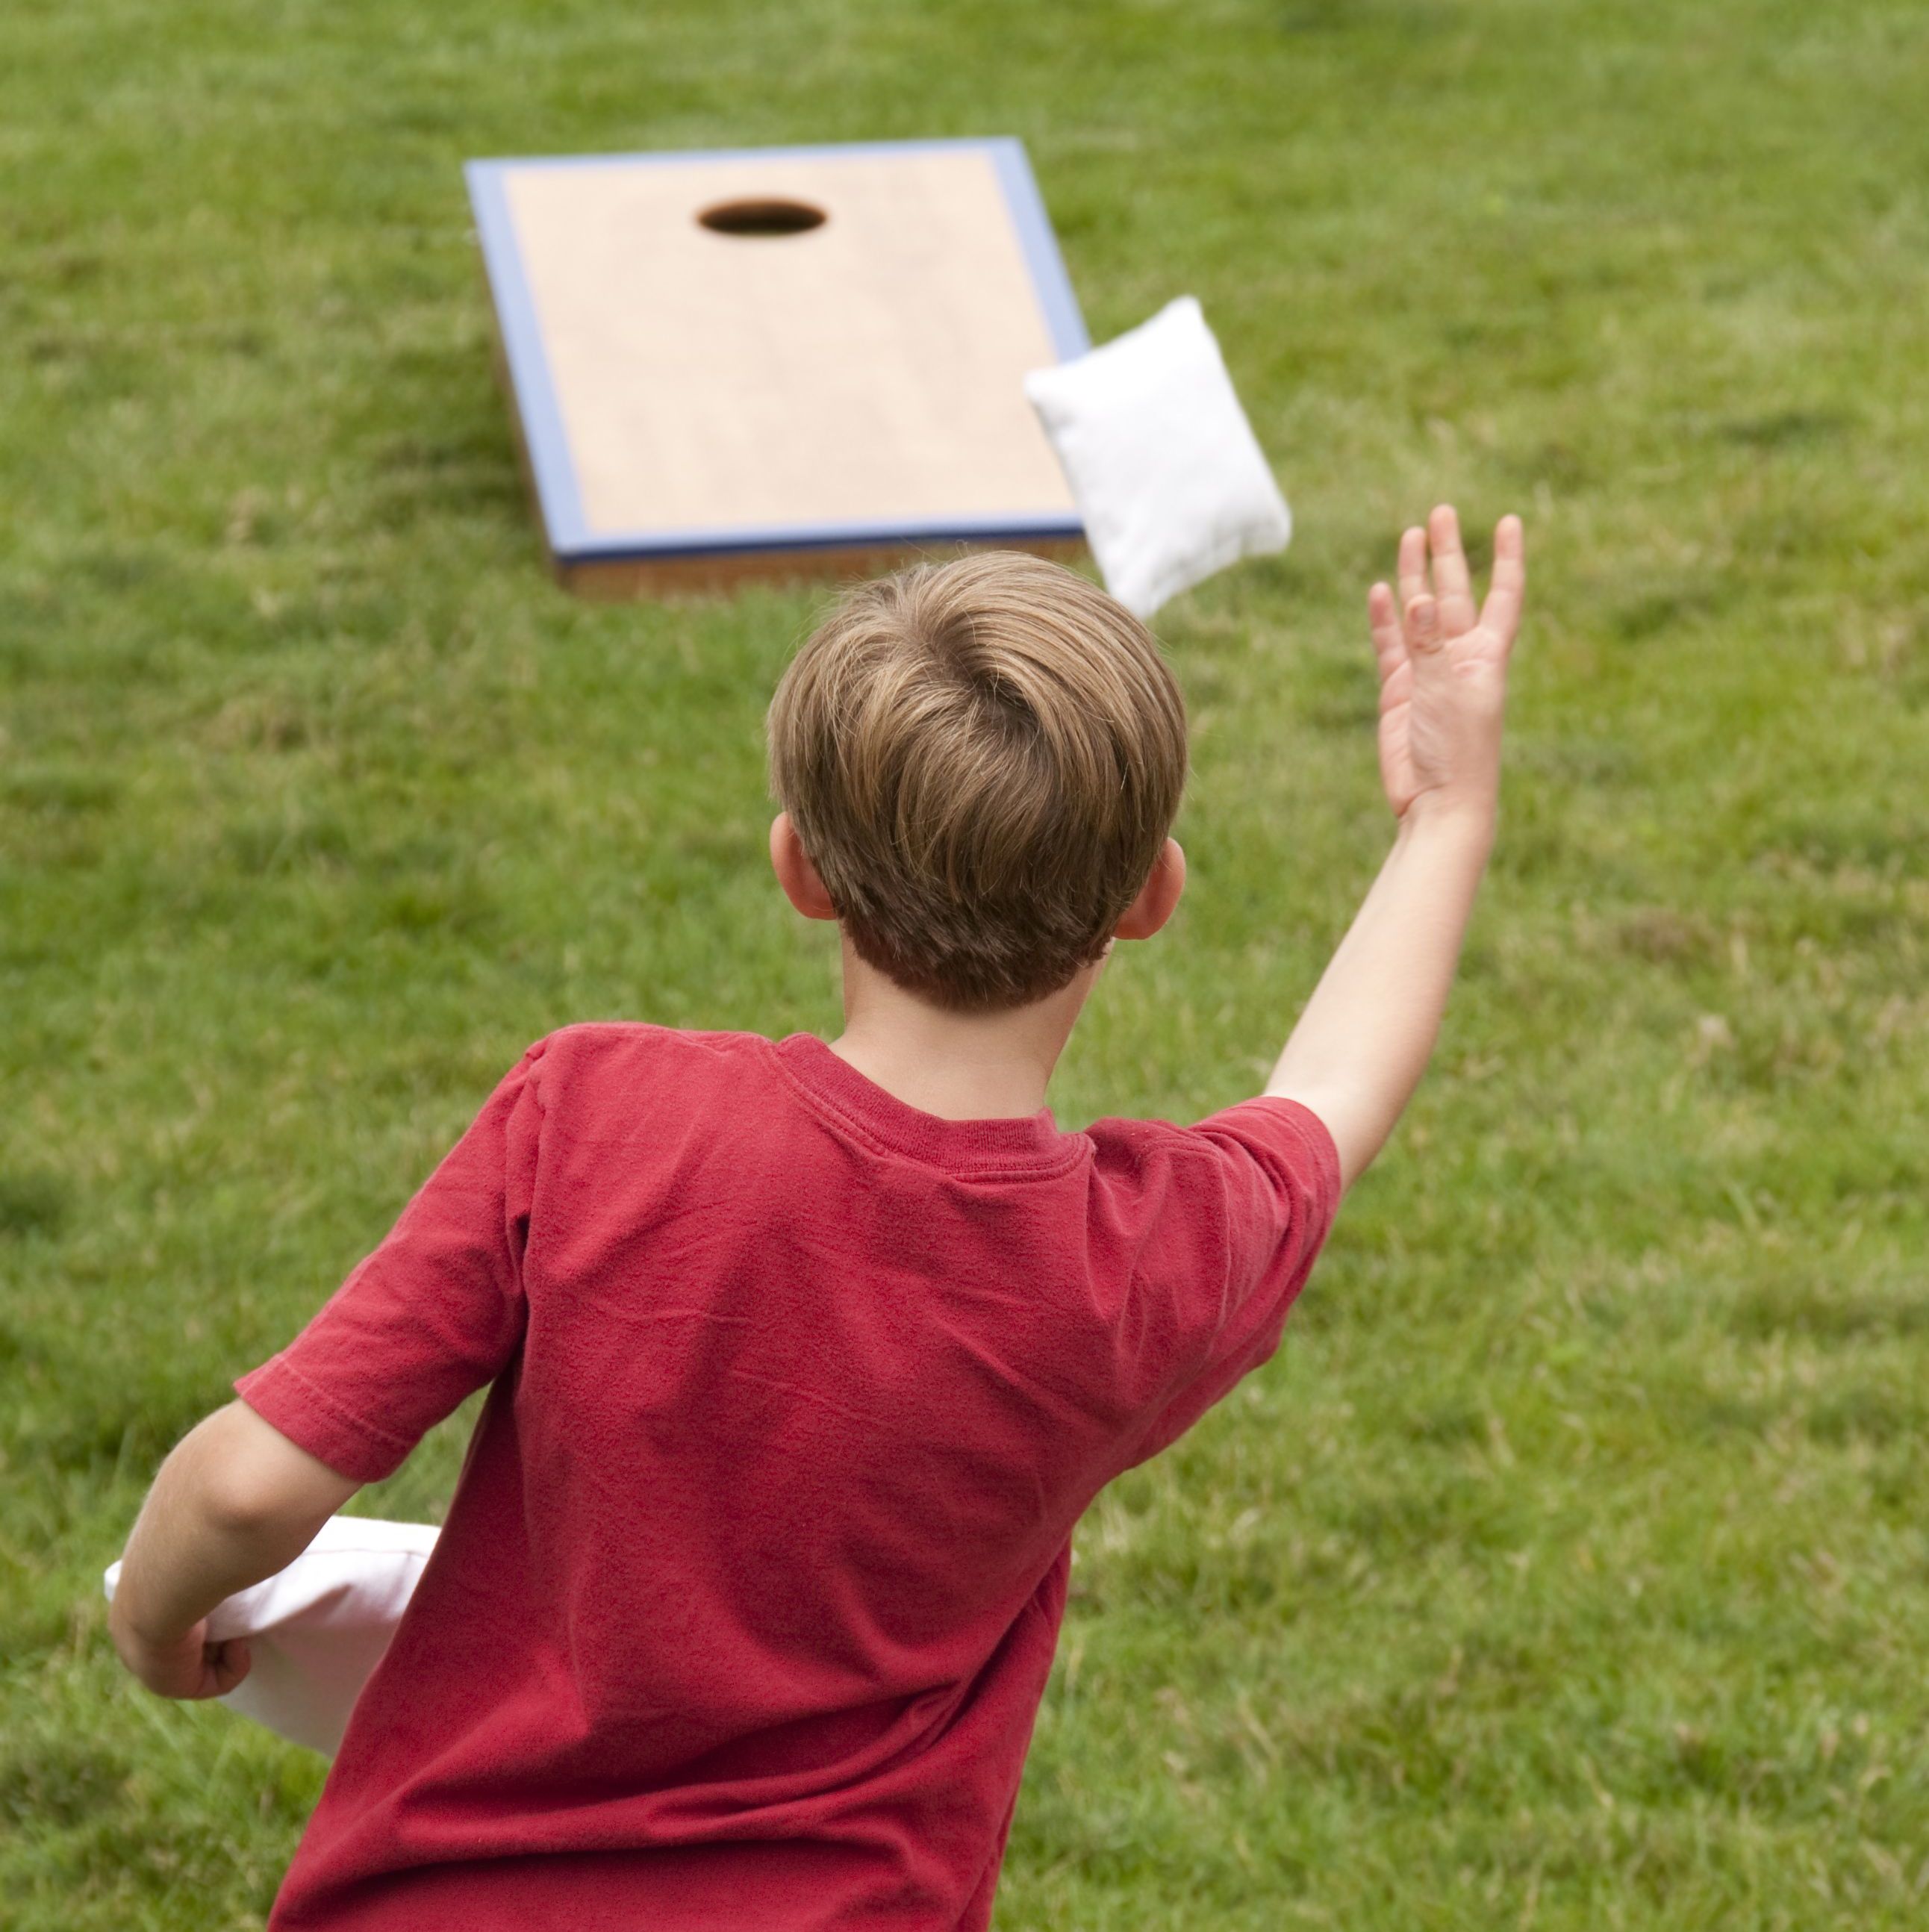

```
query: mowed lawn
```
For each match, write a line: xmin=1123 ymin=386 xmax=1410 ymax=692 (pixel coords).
xmin=3 ymin=0 xmax=1927 ymax=1925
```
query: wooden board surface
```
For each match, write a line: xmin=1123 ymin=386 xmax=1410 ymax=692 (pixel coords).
xmin=469 ymin=140 xmax=1088 ymax=583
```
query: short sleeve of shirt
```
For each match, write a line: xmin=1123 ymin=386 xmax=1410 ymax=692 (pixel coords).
xmin=1118 ymin=1096 xmax=1341 ymax=1468
xmin=234 ymin=1044 xmax=547 ymax=1483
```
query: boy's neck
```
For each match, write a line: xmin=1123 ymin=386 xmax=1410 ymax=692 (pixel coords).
xmin=827 ymin=940 xmax=1098 ymax=1122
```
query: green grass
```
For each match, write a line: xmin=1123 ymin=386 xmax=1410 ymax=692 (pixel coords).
xmin=3 ymin=0 xmax=1927 ymax=1924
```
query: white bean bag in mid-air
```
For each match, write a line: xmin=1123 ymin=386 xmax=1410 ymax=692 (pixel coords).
xmin=105 ymin=1515 xmax=438 ymax=1756
xmin=1025 ymin=295 xmax=1292 ymax=620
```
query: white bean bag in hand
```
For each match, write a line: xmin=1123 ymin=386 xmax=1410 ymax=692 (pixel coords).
xmin=105 ymin=1515 xmax=438 ymax=1756
xmin=1024 ymin=296 xmax=1292 ymax=621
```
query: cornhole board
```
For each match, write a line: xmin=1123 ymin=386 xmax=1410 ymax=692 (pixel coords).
xmin=465 ymin=138 xmax=1090 ymax=596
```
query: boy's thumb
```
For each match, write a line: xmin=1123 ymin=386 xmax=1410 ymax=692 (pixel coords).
xmin=1406 ymin=594 xmax=1443 ymax=655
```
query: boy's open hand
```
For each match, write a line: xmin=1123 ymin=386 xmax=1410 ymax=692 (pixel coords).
xmin=1367 ymin=507 xmax=1525 ymax=823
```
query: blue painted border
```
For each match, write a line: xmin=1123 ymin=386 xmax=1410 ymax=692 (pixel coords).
xmin=987 ymin=139 xmax=1089 ymax=361
xmin=464 ymin=159 xmax=586 ymax=555
xmin=464 ymin=139 xmax=1088 ymax=564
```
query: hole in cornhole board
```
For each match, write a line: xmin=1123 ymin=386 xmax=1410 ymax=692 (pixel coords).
xmin=697 ymin=198 xmax=828 ymax=237
xmin=467 ymin=139 xmax=1092 ymax=597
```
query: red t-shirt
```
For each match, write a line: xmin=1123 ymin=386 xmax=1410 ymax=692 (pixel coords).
xmin=239 ymin=1025 xmax=1339 ymax=1931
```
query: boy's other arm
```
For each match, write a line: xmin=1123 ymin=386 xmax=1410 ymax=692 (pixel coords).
xmin=1266 ymin=507 xmax=1524 ymax=1191
xmin=108 ymin=1400 xmax=361 ymax=1699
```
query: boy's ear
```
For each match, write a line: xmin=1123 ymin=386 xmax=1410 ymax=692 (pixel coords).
xmin=770 ymin=813 xmax=839 ymax=922
xmin=1114 ymin=838 xmax=1185 ymax=941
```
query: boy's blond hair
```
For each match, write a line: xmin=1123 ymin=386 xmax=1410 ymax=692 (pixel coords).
xmin=768 ymin=551 xmax=1188 ymax=1012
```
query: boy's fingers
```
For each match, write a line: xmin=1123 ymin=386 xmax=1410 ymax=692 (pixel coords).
xmin=1406 ymin=594 xmax=1443 ymax=658
xmin=1368 ymin=582 xmax=1407 ymax=676
xmin=1479 ymin=514 xmax=1526 ymax=650
xmin=1397 ymin=526 xmax=1428 ymax=612
xmin=1427 ymin=504 xmax=1477 ymax=636
xmin=208 ymin=1638 xmax=252 ymax=1695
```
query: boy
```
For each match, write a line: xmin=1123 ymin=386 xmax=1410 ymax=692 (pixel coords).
xmin=110 ymin=508 xmax=1524 ymax=1929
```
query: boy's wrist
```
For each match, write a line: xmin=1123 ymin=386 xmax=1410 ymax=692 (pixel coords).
xmin=1397 ymin=786 xmax=1498 ymax=850
xmin=109 ymin=1587 xmax=175 ymax=1652
xmin=109 ymin=1565 xmax=200 ymax=1653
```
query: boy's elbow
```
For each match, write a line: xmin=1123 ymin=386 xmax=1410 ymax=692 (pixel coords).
xmin=176 ymin=1403 xmax=349 ymax=1542
xmin=194 ymin=1460 xmax=298 ymax=1539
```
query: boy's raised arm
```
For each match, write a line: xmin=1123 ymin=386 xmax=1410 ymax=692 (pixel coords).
xmin=1265 ymin=507 xmax=1524 ymax=1190
xmin=108 ymin=1399 xmax=361 ymax=1699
